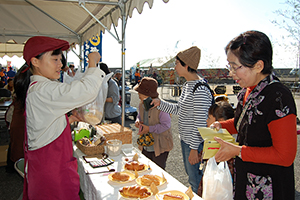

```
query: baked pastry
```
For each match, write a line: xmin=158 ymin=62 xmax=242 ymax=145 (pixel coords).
xmin=140 ymin=174 xmax=160 ymax=186
xmin=111 ymin=172 xmax=130 ymax=182
xmin=125 ymin=161 xmax=145 ymax=171
xmin=163 ymin=193 xmax=184 ymax=200
xmin=119 ymin=185 xmax=151 ymax=198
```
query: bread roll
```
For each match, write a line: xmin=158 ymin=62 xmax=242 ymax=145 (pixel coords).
xmin=119 ymin=186 xmax=151 ymax=198
xmin=163 ymin=193 xmax=184 ymax=200
xmin=125 ymin=161 xmax=145 ymax=171
xmin=111 ymin=172 xmax=130 ymax=182
xmin=140 ymin=174 xmax=160 ymax=186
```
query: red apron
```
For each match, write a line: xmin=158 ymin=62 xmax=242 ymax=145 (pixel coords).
xmin=23 ymin=90 xmax=80 ymax=199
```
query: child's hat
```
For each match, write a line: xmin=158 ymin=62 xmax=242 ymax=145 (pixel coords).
xmin=23 ymin=36 xmax=70 ymax=66
xmin=134 ymin=77 xmax=159 ymax=98
xmin=176 ymin=46 xmax=201 ymax=70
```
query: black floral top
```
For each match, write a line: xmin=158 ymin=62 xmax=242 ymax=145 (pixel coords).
xmin=233 ymin=74 xmax=296 ymax=200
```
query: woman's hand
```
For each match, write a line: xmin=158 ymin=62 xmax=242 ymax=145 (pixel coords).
xmin=210 ymin=121 xmax=222 ymax=131
xmin=189 ymin=149 xmax=200 ymax=165
xmin=151 ymin=98 xmax=161 ymax=108
xmin=214 ymin=136 xmax=241 ymax=162
xmin=88 ymin=52 xmax=101 ymax=68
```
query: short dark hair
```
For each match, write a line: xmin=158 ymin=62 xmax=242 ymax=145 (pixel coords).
xmin=225 ymin=30 xmax=273 ymax=75
xmin=176 ymin=56 xmax=197 ymax=74
xmin=99 ymin=63 xmax=110 ymax=75
xmin=208 ymin=101 xmax=234 ymax=121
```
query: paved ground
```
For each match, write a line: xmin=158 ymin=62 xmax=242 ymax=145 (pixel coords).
xmin=0 ymin=83 xmax=299 ymax=199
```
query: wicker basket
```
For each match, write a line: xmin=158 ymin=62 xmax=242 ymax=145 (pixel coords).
xmin=76 ymin=141 xmax=105 ymax=156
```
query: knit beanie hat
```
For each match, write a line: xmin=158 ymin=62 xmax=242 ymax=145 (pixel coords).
xmin=176 ymin=46 xmax=201 ymax=70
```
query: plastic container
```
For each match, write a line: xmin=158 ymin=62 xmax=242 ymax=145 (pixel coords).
xmin=106 ymin=139 xmax=122 ymax=157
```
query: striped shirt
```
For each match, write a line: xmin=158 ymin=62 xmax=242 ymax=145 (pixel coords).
xmin=158 ymin=79 xmax=212 ymax=150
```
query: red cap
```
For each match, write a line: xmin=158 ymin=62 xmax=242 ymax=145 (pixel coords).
xmin=23 ymin=36 xmax=70 ymax=66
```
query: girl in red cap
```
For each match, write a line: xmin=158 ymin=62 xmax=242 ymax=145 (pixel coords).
xmin=19 ymin=36 xmax=105 ymax=200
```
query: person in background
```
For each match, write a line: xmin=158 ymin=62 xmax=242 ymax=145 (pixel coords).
xmin=152 ymin=71 xmax=157 ymax=80
xmin=134 ymin=77 xmax=173 ymax=169
xmin=20 ymin=36 xmax=105 ymax=200
xmin=68 ymin=64 xmax=76 ymax=77
xmin=7 ymin=66 xmax=16 ymax=79
xmin=197 ymin=100 xmax=235 ymax=197
xmin=4 ymin=78 xmax=14 ymax=94
xmin=212 ymin=30 xmax=297 ymax=199
xmin=206 ymin=101 xmax=235 ymax=127
xmin=59 ymin=55 xmax=69 ymax=82
xmin=135 ymin=68 xmax=141 ymax=86
xmin=0 ymin=67 xmax=7 ymax=87
xmin=151 ymin=46 xmax=213 ymax=193
xmin=5 ymin=65 xmax=29 ymax=173
xmin=100 ymin=63 xmax=122 ymax=124
xmin=113 ymin=69 xmax=123 ymax=87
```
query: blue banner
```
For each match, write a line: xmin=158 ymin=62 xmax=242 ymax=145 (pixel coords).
xmin=83 ymin=31 xmax=102 ymax=71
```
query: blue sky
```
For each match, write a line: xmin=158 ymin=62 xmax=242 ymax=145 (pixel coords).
xmin=1 ymin=0 xmax=297 ymax=69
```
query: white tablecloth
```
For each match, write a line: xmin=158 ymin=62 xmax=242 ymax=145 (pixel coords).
xmin=73 ymin=143 xmax=203 ymax=200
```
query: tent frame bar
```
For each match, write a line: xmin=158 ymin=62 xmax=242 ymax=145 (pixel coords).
xmin=79 ymin=0 xmax=128 ymax=125
xmin=79 ymin=1 xmax=121 ymax=43
xmin=25 ymin=0 xmax=80 ymax=40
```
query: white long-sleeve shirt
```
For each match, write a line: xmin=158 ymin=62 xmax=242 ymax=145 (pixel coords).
xmin=158 ymin=79 xmax=212 ymax=150
xmin=26 ymin=67 xmax=105 ymax=150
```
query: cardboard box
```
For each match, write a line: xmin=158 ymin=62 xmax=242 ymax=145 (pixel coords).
xmin=96 ymin=123 xmax=132 ymax=144
xmin=0 ymin=145 xmax=8 ymax=166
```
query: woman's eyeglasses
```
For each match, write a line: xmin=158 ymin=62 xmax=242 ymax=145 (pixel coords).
xmin=226 ymin=65 xmax=243 ymax=73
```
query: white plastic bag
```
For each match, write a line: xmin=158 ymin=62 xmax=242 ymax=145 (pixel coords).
xmin=202 ymin=156 xmax=233 ymax=200
xmin=64 ymin=70 xmax=113 ymax=126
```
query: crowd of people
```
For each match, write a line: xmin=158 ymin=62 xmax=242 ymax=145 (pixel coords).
xmin=0 ymin=66 xmax=16 ymax=96
xmin=4 ymin=30 xmax=298 ymax=200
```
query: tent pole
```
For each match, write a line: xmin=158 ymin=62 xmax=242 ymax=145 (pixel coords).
xmin=121 ymin=1 xmax=126 ymax=126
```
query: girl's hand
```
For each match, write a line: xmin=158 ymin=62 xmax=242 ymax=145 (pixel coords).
xmin=210 ymin=121 xmax=222 ymax=131
xmin=138 ymin=124 xmax=149 ymax=135
xmin=68 ymin=115 xmax=81 ymax=124
xmin=151 ymin=98 xmax=161 ymax=109
xmin=88 ymin=52 xmax=101 ymax=68
xmin=214 ymin=137 xmax=241 ymax=162
xmin=135 ymin=120 xmax=140 ymax=128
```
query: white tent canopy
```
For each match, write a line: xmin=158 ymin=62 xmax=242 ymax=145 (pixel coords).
xmin=0 ymin=0 xmax=169 ymax=125
xmin=0 ymin=0 xmax=169 ymax=56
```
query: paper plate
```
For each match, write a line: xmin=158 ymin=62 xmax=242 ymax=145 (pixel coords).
xmin=155 ymin=190 xmax=189 ymax=200
xmin=122 ymin=148 xmax=141 ymax=157
xmin=108 ymin=171 xmax=136 ymax=183
xmin=136 ymin=175 xmax=166 ymax=187
xmin=119 ymin=186 xmax=153 ymax=199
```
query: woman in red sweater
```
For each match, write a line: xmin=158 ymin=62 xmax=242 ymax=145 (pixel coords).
xmin=212 ymin=30 xmax=297 ymax=200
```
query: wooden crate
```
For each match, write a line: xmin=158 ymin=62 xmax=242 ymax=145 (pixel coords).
xmin=95 ymin=123 xmax=132 ymax=144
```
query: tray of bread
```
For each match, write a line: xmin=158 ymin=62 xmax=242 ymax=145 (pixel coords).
xmin=119 ymin=185 xmax=152 ymax=199
xmin=123 ymin=161 xmax=149 ymax=172
xmin=136 ymin=174 xmax=167 ymax=187
xmin=155 ymin=190 xmax=189 ymax=200
xmin=108 ymin=171 xmax=136 ymax=183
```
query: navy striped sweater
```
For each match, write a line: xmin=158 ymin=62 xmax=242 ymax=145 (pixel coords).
xmin=158 ymin=79 xmax=212 ymax=149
